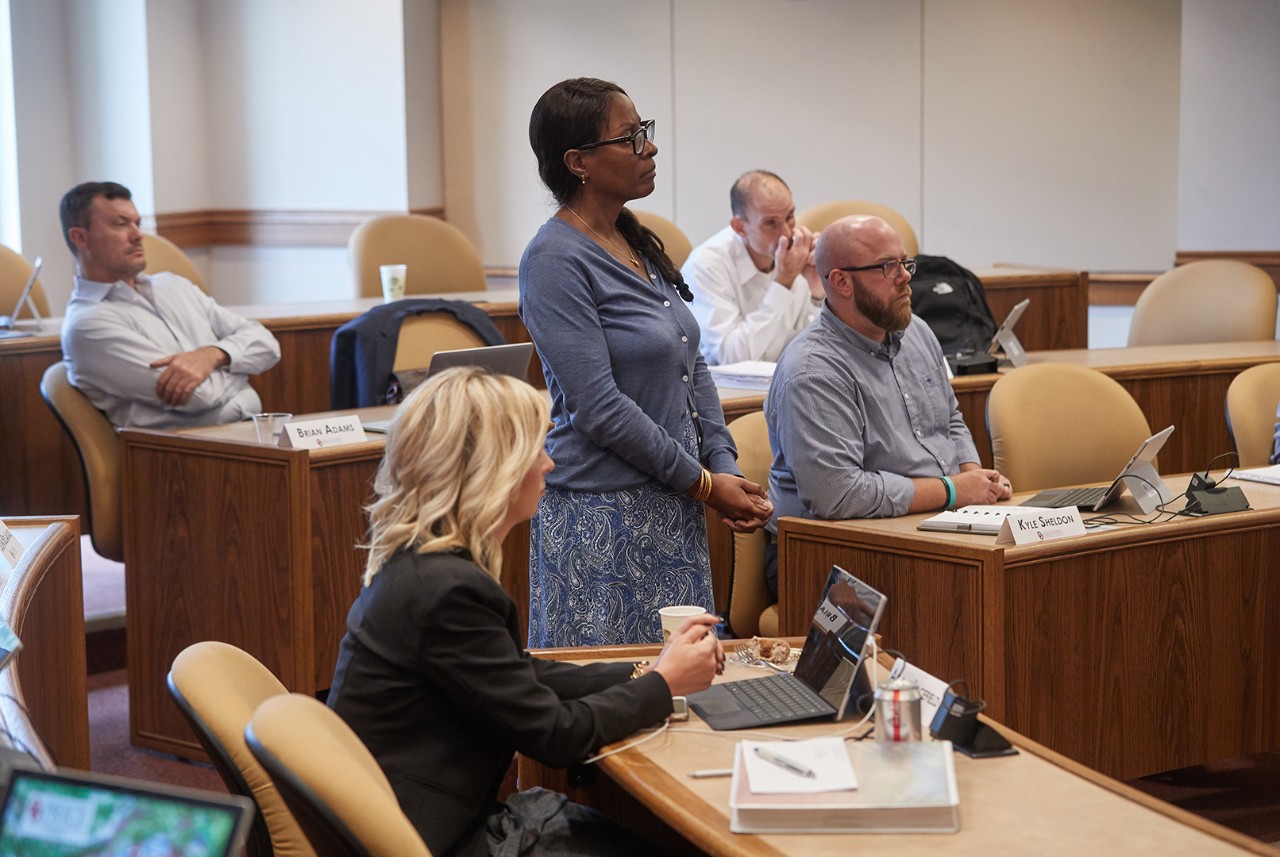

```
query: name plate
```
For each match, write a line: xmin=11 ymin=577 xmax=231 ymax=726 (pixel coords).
xmin=0 ymin=521 xmax=23 ymax=568
xmin=996 ymin=506 xmax=1086 ymax=545
xmin=279 ymin=415 xmax=368 ymax=449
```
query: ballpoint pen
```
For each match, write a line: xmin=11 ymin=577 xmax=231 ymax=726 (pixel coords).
xmin=754 ymin=746 xmax=816 ymax=778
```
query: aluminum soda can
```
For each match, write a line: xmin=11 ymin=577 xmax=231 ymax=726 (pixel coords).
xmin=875 ymin=677 xmax=922 ymax=742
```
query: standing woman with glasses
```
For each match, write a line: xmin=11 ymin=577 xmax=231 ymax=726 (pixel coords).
xmin=520 ymin=77 xmax=772 ymax=647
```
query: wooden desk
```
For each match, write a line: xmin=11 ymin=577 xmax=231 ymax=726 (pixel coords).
xmin=121 ymin=388 xmax=765 ymax=758
xmin=0 ymin=267 xmax=1079 ymax=518
xmin=958 ymin=340 xmax=1280 ymax=471
xmin=776 ymin=476 xmax=1280 ymax=781
xmin=519 ymin=644 xmax=1271 ymax=857
xmin=0 ymin=516 xmax=91 ymax=770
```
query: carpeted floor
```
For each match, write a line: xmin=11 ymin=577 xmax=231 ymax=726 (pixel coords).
xmin=87 ymin=669 xmax=223 ymax=793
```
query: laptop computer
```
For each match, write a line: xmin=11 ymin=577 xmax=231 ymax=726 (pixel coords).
xmin=687 ymin=566 xmax=887 ymax=730
xmin=1022 ymin=424 xmax=1175 ymax=513
xmin=0 ymin=257 xmax=42 ymax=340
xmin=0 ymin=767 xmax=253 ymax=856
xmin=363 ymin=342 xmax=535 ymax=433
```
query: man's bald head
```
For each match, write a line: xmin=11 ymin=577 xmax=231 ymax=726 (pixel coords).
xmin=730 ymin=170 xmax=790 ymax=218
xmin=814 ymin=215 xmax=900 ymax=285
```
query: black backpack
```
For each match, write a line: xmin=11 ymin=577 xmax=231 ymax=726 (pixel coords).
xmin=909 ymin=254 xmax=997 ymax=356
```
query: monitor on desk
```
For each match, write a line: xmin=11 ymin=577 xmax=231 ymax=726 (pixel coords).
xmin=0 ymin=767 xmax=253 ymax=857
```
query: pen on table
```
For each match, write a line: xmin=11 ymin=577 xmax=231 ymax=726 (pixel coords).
xmin=754 ymin=746 xmax=816 ymax=778
xmin=688 ymin=768 xmax=734 ymax=779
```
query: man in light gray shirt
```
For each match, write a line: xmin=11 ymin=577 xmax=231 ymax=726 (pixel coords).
xmin=59 ymin=181 xmax=280 ymax=428
xmin=763 ymin=215 xmax=1013 ymax=595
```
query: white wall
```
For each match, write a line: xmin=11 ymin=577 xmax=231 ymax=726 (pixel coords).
xmin=443 ymin=0 xmax=1184 ymax=271
xmin=922 ymin=0 xmax=1181 ymax=270
xmin=11 ymin=0 xmax=79 ymax=311
xmin=202 ymin=0 xmax=409 ymax=211
xmin=1178 ymin=0 xmax=1280 ymax=249
xmin=146 ymin=0 xmax=210 ymax=213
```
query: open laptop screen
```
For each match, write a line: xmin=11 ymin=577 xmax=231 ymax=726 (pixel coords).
xmin=0 ymin=768 xmax=252 ymax=857
xmin=792 ymin=566 xmax=887 ymax=719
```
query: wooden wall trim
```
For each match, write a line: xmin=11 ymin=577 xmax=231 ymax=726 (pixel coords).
xmin=1089 ymin=273 xmax=1158 ymax=306
xmin=152 ymin=207 xmax=446 ymax=248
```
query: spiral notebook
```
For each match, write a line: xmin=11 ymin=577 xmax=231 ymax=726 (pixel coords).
xmin=917 ymin=505 xmax=1019 ymax=535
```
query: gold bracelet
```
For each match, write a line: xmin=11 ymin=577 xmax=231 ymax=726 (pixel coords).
xmin=692 ymin=468 xmax=713 ymax=503
xmin=630 ymin=660 xmax=650 ymax=680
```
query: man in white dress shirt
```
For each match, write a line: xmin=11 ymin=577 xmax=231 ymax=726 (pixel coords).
xmin=59 ymin=181 xmax=280 ymax=428
xmin=683 ymin=170 xmax=823 ymax=365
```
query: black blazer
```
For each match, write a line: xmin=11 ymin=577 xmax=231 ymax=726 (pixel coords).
xmin=327 ymin=550 xmax=672 ymax=857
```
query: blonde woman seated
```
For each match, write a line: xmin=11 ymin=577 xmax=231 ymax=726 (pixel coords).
xmin=327 ymin=367 xmax=723 ymax=857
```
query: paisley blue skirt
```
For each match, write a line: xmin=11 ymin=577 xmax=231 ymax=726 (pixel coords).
xmin=527 ymin=420 xmax=713 ymax=646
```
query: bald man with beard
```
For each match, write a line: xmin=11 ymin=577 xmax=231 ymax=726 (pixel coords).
xmin=760 ymin=216 xmax=1012 ymax=596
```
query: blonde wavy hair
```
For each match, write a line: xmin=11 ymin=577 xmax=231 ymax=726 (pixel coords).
xmin=363 ymin=366 xmax=549 ymax=585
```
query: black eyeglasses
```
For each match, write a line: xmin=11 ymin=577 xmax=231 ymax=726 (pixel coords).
xmin=835 ymin=257 xmax=917 ymax=279
xmin=577 ymin=119 xmax=655 ymax=156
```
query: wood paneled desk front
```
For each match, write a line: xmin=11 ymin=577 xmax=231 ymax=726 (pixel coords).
xmin=0 ymin=266 xmax=1079 ymax=518
xmin=776 ymin=476 xmax=1280 ymax=781
xmin=519 ymin=644 xmax=1272 ymax=857
xmin=121 ymin=390 xmax=766 ymax=758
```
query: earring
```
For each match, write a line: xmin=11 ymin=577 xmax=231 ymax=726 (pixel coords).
xmin=580 ymin=173 xmax=587 ymax=185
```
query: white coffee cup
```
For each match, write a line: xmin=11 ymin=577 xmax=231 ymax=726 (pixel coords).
xmin=380 ymin=264 xmax=407 ymax=303
xmin=658 ymin=605 xmax=707 ymax=642
xmin=252 ymin=412 xmax=293 ymax=445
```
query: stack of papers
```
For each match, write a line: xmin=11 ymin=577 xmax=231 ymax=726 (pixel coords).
xmin=708 ymin=361 xmax=776 ymax=391
xmin=1231 ymin=465 xmax=1280 ymax=486
xmin=730 ymin=739 xmax=960 ymax=834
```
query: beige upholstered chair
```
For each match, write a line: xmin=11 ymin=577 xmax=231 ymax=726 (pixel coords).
xmin=795 ymin=200 xmax=919 ymax=257
xmin=633 ymin=210 xmax=693 ymax=269
xmin=987 ymin=364 xmax=1153 ymax=493
xmin=142 ymin=232 xmax=208 ymax=291
xmin=0 ymin=243 xmax=51 ymax=318
xmin=247 ymin=694 xmax=434 ymax=857
xmin=168 ymin=642 xmax=314 ymax=857
xmin=1127 ymin=260 xmax=1276 ymax=347
xmin=349 ymin=214 xmax=486 ymax=299
xmin=726 ymin=412 xmax=778 ymax=637
xmin=0 ymin=518 xmax=85 ymax=771
xmin=39 ymin=362 xmax=123 ymax=562
xmin=392 ymin=313 xmax=488 ymax=373
xmin=1225 ymin=363 xmax=1280 ymax=468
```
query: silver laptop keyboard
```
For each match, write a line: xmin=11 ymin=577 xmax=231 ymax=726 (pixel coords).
xmin=725 ymin=674 xmax=832 ymax=722
xmin=1042 ymin=486 xmax=1107 ymax=508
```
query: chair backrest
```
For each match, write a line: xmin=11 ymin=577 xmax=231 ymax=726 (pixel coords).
xmin=1225 ymin=363 xmax=1280 ymax=468
xmin=247 ymin=694 xmax=434 ymax=857
xmin=987 ymin=363 xmax=1153 ymax=493
xmin=632 ymin=210 xmax=693 ymax=269
xmin=726 ymin=412 xmax=778 ymax=638
xmin=392 ymin=313 xmax=488 ymax=373
xmin=1127 ymin=260 xmax=1276 ymax=347
xmin=0 ymin=242 xmax=51 ymax=318
xmin=39 ymin=362 xmax=123 ymax=562
xmin=795 ymin=200 xmax=920 ymax=257
xmin=142 ymin=232 xmax=208 ymax=292
xmin=168 ymin=642 xmax=314 ymax=857
xmin=0 ymin=518 xmax=85 ymax=772
xmin=348 ymin=215 xmax=486 ymax=299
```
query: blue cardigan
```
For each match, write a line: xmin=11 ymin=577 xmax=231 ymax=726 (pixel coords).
xmin=519 ymin=217 xmax=739 ymax=493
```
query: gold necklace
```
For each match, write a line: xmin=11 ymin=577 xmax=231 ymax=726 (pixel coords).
xmin=565 ymin=206 xmax=640 ymax=268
